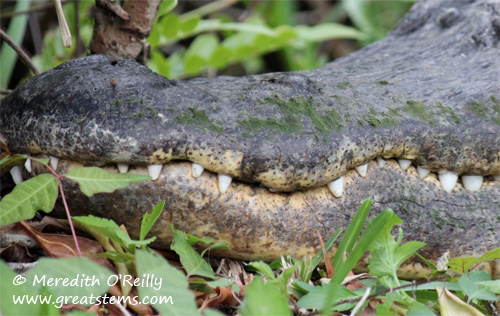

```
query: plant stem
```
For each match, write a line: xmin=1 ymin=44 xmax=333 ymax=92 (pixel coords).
xmin=44 ymin=162 xmax=82 ymax=256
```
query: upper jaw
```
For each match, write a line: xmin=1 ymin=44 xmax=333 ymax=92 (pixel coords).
xmin=13 ymin=153 xmax=500 ymax=197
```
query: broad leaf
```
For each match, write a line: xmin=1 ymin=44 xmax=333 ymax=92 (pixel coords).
xmin=73 ymin=215 xmax=154 ymax=249
xmin=65 ymin=167 xmax=150 ymax=197
xmin=136 ymin=249 xmax=199 ymax=316
xmin=240 ymin=276 xmax=291 ymax=316
xmin=26 ymin=257 xmax=113 ymax=300
xmin=0 ymin=261 xmax=55 ymax=316
xmin=170 ymin=227 xmax=216 ymax=279
xmin=458 ymin=270 xmax=498 ymax=303
xmin=0 ymin=173 xmax=58 ymax=225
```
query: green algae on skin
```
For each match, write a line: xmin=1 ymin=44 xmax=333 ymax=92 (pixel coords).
xmin=238 ymin=95 xmax=343 ymax=137
xmin=175 ymin=107 xmax=224 ymax=134
xmin=466 ymin=98 xmax=500 ymax=125
xmin=364 ymin=107 xmax=399 ymax=127
xmin=336 ymin=81 xmax=353 ymax=89
xmin=436 ymin=102 xmax=461 ymax=124
xmin=403 ymin=100 xmax=437 ymax=125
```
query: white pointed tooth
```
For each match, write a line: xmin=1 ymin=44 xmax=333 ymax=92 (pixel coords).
xmin=494 ymin=175 xmax=500 ymax=181
xmin=376 ymin=157 xmax=386 ymax=168
xmin=327 ymin=176 xmax=344 ymax=198
xmin=117 ymin=163 xmax=129 ymax=173
xmin=438 ymin=171 xmax=458 ymax=193
xmin=147 ymin=164 xmax=163 ymax=180
xmin=417 ymin=166 xmax=430 ymax=179
xmin=398 ymin=159 xmax=411 ymax=170
xmin=191 ymin=163 xmax=204 ymax=178
xmin=462 ymin=175 xmax=483 ymax=192
xmin=49 ymin=156 xmax=59 ymax=170
xmin=24 ymin=157 xmax=32 ymax=173
xmin=218 ymin=174 xmax=232 ymax=193
xmin=355 ymin=163 xmax=368 ymax=177
xmin=10 ymin=166 xmax=23 ymax=185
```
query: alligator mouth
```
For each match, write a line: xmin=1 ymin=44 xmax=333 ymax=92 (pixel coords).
xmin=19 ymin=155 xmax=500 ymax=279
xmin=14 ymin=153 xmax=500 ymax=196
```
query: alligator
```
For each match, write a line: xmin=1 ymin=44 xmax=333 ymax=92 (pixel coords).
xmin=1 ymin=0 xmax=499 ymax=279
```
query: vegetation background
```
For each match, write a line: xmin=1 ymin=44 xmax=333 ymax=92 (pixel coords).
xmin=1 ymin=0 xmax=413 ymax=90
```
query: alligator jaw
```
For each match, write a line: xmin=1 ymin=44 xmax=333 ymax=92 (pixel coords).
xmin=25 ymin=157 xmax=500 ymax=279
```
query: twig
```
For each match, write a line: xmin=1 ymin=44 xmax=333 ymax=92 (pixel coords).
xmin=0 ymin=89 xmax=13 ymax=95
xmin=0 ymin=1 xmax=66 ymax=19
xmin=334 ymin=275 xmax=449 ymax=307
xmin=350 ymin=287 xmax=371 ymax=316
xmin=0 ymin=28 xmax=40 ymax=76
xmin=54 ymin=0 xmax=72 ymax=47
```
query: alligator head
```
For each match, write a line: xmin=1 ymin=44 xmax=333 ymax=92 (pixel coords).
xmin=1 ymin=0 xmax=499 ymax=278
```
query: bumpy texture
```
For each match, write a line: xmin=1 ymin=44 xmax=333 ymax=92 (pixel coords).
xmin=1 ymin=0 xmax=499 ymax=278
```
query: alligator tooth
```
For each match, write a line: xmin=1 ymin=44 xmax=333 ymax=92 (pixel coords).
xmin=24 ymin=157 xmax=32 ymax=173
xmin=398 ymin=159 xmax=411 ymax=170
xmin=10 ymin=166 xmax=23 ymax=184
xmin=494 ymin=175 xmax=500 ymax=181
xmin=417 ymin=166 xmax=430 ymax=179
xmin=438 ymin=171 xmax=458 ymax=193
xmin=376 ymin=157 xmax=386 ymax=168
xmin=218 ymin=174 xmax=232 ymax=193
xmin=49 ymin=156 xmax=59 ymax=170
xmin=327 ymin=176 xmax=344 ymax=198
xmin=147 ymin=164 xmax=163 ymax=180
xmin=117 ymin=163 xmax=129 ymax=173
xmin=191 ymin=163 xmax=204 ymax=178
xmin=355 ymin=163 xmax=368 ymax=177
xmin=462 ymin=175 xmax=483 ymax=192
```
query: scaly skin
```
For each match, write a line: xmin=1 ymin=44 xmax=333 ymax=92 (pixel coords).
xmin=1 ymin=0 xmax=499 ymax=278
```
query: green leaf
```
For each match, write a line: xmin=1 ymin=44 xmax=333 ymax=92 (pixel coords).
xmin=140 ymin=201 xmax=165 ymax=241
xmin=331 ymin=197 xmax=372 ymax=273
xmin=297 ymin=283 xmax=357 ymax=311
xmin=458 ymin=270 xmax=497 ymax=303
xmin=295 ymin=23 xmax=365 ymax=42
xmin=180 ymin=16 xmax=200 ymax=33
xmin=65 ymin=167 xmax=150 ymax=197
xmin=0 ymin=261 xmax=57 ymax=316
xmin=163 ymin=13 xmax=180 ymax=38
xmin=247 ymin=261 xmax=276 ymax=279
xmin=157 ymin=0 xmax=178 ymax=19
xmin=208 ymin=46 xmax=232 ymax=68
xmin=448 ymin=256 xmax=480 ymax=274
xmin=25 ymin=257 xmax=112 ymax=300
xmin=170 ymin=227 xmax=216 ymax=279
xmin=368 ymin=226 xmax=425 ymax=285
xmin=0 ymin=154 xmax=28 ymax=173
xmin=135 ymin=249 xmax=199 ymax=316
xmin=73 ymin=215 xmax=155 ymax=249
xmin=324 ymin=207 xmax=396 ymax=315
xmin=240 ymin=276 xmax=291 ymax=316
xmin=1 ymin=0 xmax=29 ymax=89
xmin=0 ymin=173 xmax=58 ymax=225
xmin=478 ymin=248 xmax=500 ymax=262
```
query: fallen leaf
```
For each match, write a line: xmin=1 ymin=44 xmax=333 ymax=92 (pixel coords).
xmin=436 ymin=287 xmax=485 ymax=316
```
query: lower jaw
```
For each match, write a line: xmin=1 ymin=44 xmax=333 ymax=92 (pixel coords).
xmin=28 ymin=158 xmax=500 ymax=279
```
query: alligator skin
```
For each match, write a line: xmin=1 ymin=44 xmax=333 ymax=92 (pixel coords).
xmin=1 ymin=0 xmax=499 ymax=278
